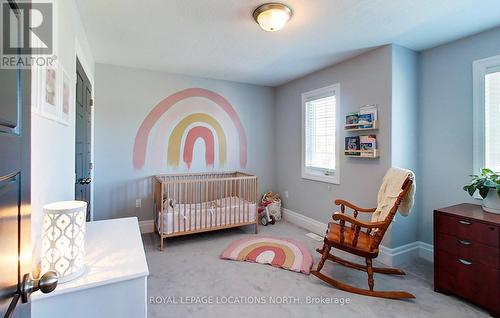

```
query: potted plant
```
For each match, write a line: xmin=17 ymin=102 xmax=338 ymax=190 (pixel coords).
xmin=463 ymin=168 xmax=500 ymax=214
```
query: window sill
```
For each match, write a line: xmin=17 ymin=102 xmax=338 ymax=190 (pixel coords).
xmin=301 ymin=171 xmax=339 ymax=185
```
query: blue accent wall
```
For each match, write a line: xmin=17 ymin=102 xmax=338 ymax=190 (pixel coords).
xmin=418 ymin=26 xmax=500 ymax=244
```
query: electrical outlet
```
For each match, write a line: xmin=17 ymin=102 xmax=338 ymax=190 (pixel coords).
xmin=327 ymin=185 xmax=332 ymax=191
xmin=135 ymin=199 xmax=141 ymax=208
xmin=284 ymin=191 xmax=289 ymax=198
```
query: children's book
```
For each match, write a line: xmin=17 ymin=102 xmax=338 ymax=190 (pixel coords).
xmin=359 ymin=104 xmax=378 ymax=123
xmin=345 ymin=136 xmax=360 ymax=156
xmin=359 ymin=135 xmax=377 ymax=157
xmin=358 ymin=113 xmax=373 ymax=128
xmin=345 ymin=112 xmax=359 ymax=125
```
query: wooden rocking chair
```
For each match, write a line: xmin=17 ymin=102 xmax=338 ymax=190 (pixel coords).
xmin=311 ymin=176 xmax=415 ymax=299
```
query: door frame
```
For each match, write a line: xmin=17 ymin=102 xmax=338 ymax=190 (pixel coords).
xmin=75 ymin=38 xmax=95 ymax=221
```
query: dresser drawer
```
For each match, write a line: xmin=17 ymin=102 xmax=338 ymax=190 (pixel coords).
xmin=436 ymin=233 xmax=499 ymax=268
xmin=436 ymin=250 xmax=499 ymax=312
xmin=436 ymin=213 xmax=499 ymax=247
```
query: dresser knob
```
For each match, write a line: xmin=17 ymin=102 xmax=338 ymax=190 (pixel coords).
xmin=458 ymin=258 xmax=472 ymax=266
xmin=458 ymin=239 xmax=471 ymax=245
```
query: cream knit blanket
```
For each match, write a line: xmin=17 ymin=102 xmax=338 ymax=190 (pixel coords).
xmin=371 ymin=167 xmax=415 ymax=222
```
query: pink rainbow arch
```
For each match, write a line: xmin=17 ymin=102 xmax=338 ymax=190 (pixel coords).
xmin=133 ymin=88 xmax=247 ymax=169
xmin=183 ymin=126 xmax=215 ymax=168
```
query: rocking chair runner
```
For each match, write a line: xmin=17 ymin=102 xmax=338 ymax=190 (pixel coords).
xmin=311 ymin=176 xmax=415 ymax=299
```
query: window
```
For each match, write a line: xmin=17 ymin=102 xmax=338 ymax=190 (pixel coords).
xmin=473 ymin=54 xmax=500 ymax=174
xmin=301 ymin=84 xmax=340 ymax=184
xmin=485 ymin=71 xmax=500 ymax=171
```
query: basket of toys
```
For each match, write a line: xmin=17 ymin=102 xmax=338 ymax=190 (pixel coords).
xmin=262 ymin=192 xmax=282 ymax=221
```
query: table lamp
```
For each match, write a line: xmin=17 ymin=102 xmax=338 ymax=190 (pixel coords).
xmin=41 ymin=201 xmax=87 ymax=283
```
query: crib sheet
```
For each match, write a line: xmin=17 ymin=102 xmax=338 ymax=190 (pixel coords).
xmin=157 ymin=196 xmax=256 ymax=234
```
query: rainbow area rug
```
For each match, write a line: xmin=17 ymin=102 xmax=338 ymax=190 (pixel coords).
xmin=220 ymin=236 xmax=313 ymax=274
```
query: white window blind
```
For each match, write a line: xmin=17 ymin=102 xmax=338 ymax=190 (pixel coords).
xmin=305 ymin=93 xmax=336 ymax=171
xmin=485 ymin=71 xmax=500 ymax=172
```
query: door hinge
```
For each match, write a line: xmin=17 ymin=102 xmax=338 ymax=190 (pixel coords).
xmin=90 ymin=98 xmax=94 ymax=107
xmin=89 ymin=162 xmax=93 ymax=170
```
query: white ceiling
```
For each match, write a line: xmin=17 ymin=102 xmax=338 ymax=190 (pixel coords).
xmin=76 ymin=0 xmax=500 ymax=87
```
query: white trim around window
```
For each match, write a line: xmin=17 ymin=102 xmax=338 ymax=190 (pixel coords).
xmin=473 ymin=54 xmax=500 ymax=175
xmin=301 ymin=83 xmax=341 ymax=184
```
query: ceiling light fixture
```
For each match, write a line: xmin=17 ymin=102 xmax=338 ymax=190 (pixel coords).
xmin=253 ymin=3 xmax=292 ymax=32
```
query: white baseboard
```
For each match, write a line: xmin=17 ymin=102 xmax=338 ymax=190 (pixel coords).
xmin=139 ymin=219 xmax=154 ymax=234
xmin=418 ymin=241 xmax=434 ymax=262
xmin=282 ymin=208 xmax=328 ymax=236
xmin=282 ymin=208 xmax=434 ymax=266
xmin=378 ymin=242 xmax=420 ymax=267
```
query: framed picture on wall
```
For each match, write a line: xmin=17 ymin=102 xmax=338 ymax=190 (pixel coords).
xmin=41 ymin=62 xmax=60 ymax=121
xmin=60 ymin=68 xmax=72 ymax=125
xmin=31 ymin=66 xmax=43 ymax=114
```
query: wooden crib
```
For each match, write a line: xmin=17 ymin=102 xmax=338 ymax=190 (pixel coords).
xmin=153 ymin=172 xmax=259 ymax=250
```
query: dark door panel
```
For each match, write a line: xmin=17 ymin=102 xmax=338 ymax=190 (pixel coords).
xmin=75 ymin=59 xmax=92 ymax=220
xmin=0 ymin=173 xmax=21 ymax=315
xmin=0 ymin=69 xmax=19 ymax=132
xmin=0 ymin=1 xmax=31 ymax=316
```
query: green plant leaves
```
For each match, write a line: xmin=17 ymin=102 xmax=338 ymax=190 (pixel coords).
xmin=484 ymin=180 xmax=497 ymax=188
xmin=463 ymin=185 xmax=476 ymax=196
xmin=481 ymin=168 xmax=494 ymax=175
xmin=479 ymin=187 xmax=490 ymax=199
xmin=463 ymin=168 xmax=500 ymax=198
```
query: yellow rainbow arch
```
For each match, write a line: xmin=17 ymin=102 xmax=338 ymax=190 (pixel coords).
xmin=167 ymin=113 xmax=227 ymax=167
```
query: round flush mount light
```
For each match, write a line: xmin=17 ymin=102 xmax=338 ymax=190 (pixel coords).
xmin=253 ymin=3 xmax=293 ymax=32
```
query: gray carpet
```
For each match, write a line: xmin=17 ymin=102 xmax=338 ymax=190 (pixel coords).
xmin=143 ymin=221 xmax=488 ymax=318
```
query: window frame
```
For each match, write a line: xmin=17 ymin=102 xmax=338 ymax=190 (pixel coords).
xmin=301 ymin=83 xmax=341 ymax=184
xmin=473 ymin=54 xmax=500 ymax=177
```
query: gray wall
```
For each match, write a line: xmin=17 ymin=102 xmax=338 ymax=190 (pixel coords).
xmin=274 ymin=46 xmax=396 ymax=245
xmin=390 ymin=45 xmax=420 ymax=247
xmin=94 ymin=64 xmax=275 ymax=221
xmin=418 ymin=26 xmax=500 ymax=244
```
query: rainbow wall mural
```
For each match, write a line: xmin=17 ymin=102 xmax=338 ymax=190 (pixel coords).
xmin=133 ymin=88 xmax=247 ymax=170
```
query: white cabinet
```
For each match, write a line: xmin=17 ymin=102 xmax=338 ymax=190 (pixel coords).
xmin=32 ymin=217 xmax=149 ymax=318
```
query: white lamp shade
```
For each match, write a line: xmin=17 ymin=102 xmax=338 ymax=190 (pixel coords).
xmin=41 ymin=201 xmax=87 ymax=283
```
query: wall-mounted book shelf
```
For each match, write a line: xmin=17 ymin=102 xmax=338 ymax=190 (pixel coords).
xmin=345 ymin=106 xmax=379 ymax=159
xmin=344 ymin=120 xmax=379 ymax=131
xmin=344 ymin=149 xmax=379 ymax=158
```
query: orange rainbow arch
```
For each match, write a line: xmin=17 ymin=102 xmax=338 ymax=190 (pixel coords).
xmin=168 ymin=113 xmax=226 ymax=167
xmin=133 ymin=88 xmax=247 ymax=169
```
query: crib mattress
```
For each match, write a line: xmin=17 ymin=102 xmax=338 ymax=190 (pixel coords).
xmin=157 ymin=196 xmax=256 ymax=234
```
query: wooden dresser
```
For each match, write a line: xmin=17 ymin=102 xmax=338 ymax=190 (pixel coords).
xmin=434 ymin=204 xmax=500 ymax=317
